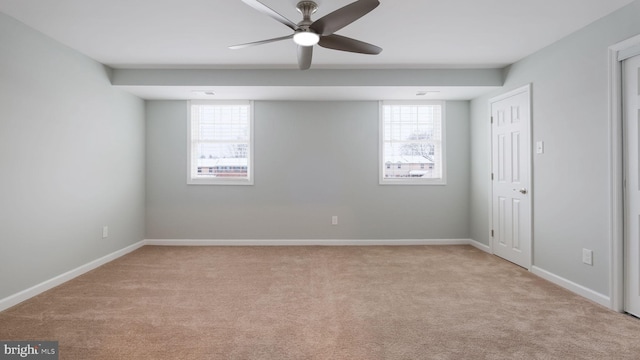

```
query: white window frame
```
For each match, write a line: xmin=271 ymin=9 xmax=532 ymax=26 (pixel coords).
xmin=187 ymin=100 xmax=254 ymax=185
xmin=379 ymin=100 xmax=446 ymax=185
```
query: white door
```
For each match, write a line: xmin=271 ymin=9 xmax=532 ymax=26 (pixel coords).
xmin=490 ymin=85 xmax=532 ymax=269
xmin=624 ymin=55 xmax=640 ymax=317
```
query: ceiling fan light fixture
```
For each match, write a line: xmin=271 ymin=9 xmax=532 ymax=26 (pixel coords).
xmin=293 ymin=31 xmax=320 ymax=46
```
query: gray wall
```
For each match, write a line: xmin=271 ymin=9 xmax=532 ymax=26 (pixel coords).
xmin=469 ymin=1 xmax=640 ymax=296
xmin=0 ymin=13 xmax=146 ymax=300
xmin=146 ymin=100 xmax=470 ymax=240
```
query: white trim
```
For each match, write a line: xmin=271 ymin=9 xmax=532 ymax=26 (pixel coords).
xmin=614 ymin=33 xmax=640 ymax=61
xmin=487 ymin=95 xmax=494 ymax=254
xmin=488 ymin=84 xmax=533 ymax=270
xmin=468 ymin=239 xmax=492 ymax=253
xmin=488 ymin=84 xmax=531 ymax=103
xmin=531 ymin=266 xmax=611 ymax=308
xmin=144 ymin=238 xmax=474 ymax=246
xmin=618 ymin=43 xmax=640 ymax=62
xmin=608 ymin=34 xmax=640 ymax=312
xmin=608 ymin=44 xmax=625 ymax=312
xmin=0 ymin=241 xmax=145 ymax=312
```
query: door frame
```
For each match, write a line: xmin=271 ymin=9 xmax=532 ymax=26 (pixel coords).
xmin=488 ymin=84 xmax=533 ymax=270
xmin=609 ymin=33 xmax=640 ymax=312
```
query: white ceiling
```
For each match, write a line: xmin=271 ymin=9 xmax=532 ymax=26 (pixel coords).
xmin=0 ymin=0 xmax=635 ymax=99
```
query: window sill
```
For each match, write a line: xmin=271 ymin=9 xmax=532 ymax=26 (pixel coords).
xmin=379 ymin=178 xmax=446 ymax=186
xmin=187 ymin=178 xmax=254 ymax=186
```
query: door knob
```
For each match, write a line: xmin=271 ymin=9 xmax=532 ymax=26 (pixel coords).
xmin=513 ymin=188 xmax=528 ymax=194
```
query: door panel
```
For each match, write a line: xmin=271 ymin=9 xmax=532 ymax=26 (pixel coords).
xmin=498 ymin=134 xmax=506 ymax=181
xmin=624 ymin=55 xmax=640 ymax=317
xmin=491 ymin=85 xmax=532 ymax=269
xmin=498 ymin=196 xmax=507 ymax=246
xmin=513 ymin=199 xmax=521 ymax=251
xmin=512 ymin=132 xmax=521 ymax=182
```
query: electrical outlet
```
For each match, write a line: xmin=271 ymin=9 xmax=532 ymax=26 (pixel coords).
xmin=582 ymin=248 xmax=593 ymax=266
xmin=536 ymin=141 xmax=544 ymax=154
xmin=331 ymin=216 xmax=338 ymax=225
xmin=102 ymin=226 xmax=109 ymax=239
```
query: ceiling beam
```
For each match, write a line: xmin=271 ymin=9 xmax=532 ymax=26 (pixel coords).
xmin=111 ymin=68 xmax=504 ymax=87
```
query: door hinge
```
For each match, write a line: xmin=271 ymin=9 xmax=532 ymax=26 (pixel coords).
xmin=491 ymin=173 xmax=494 ymax=181
xmin=491 ymin=230 xmax=494 ymax=237
xmin=491 ymin=116 xmax=494 ymax=124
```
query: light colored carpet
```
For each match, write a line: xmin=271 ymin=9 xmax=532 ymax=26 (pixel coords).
xmin=1 ymin=245 xmax=640 ymax=359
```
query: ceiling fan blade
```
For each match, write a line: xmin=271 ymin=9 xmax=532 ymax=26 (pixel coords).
xmin=241 ymin=0 xmax=298 ymax=31
xmin=318 ymin=34 xmax=382 ymax=54
xmin=229 ymin=34 xmax=293 ymax=50
xmin=310 ymin=0 xmax=380 ymax=36
xmin=297 ymin=45 xmax=313 ymax=70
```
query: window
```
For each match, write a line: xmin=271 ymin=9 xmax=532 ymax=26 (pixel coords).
xmin=188 ymin=100 xmax=254 ymax=185
xmin=380 ymin=101 xmax=445 ymax=185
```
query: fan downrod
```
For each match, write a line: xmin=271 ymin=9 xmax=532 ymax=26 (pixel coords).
xmin=296 ymin=1 xmax=318 ymax=25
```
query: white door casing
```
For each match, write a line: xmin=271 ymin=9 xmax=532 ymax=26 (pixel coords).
xmin=490 ymin=85 xmax=532 ymax=269
xmin=624 ymin=55 xmax=640 ymax=317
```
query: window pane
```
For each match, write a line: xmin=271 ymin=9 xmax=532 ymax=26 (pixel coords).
xmin=189 ymin=101 xmax=253 ymax=184
xmin=196 ymin=154 xmax=249 ymax=177
xmin=195 ymin=143 xmax=249 ymax=160
xmin=381 ymin=102 xmax=444 ymax=183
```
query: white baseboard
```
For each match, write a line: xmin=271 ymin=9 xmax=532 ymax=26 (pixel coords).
xmin=531 ymin=266 xmax=610 ymax=308
xmin=0 ymin=241 xmax=145 ymax=312
xmin=144 ymin=239 xmax=474 ymax=246
xmin=468 ymin=239 xmax=492 ymax=253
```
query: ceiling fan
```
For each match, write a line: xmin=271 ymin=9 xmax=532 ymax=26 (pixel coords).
xmin=229 ymin=0 xmax=382 ymax=70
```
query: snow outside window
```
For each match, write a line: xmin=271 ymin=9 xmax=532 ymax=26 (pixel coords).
xmin=188 ymin=100 xmax=254 ymax=185
xmin=379 ymin=101 xmax=446 ymax=185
